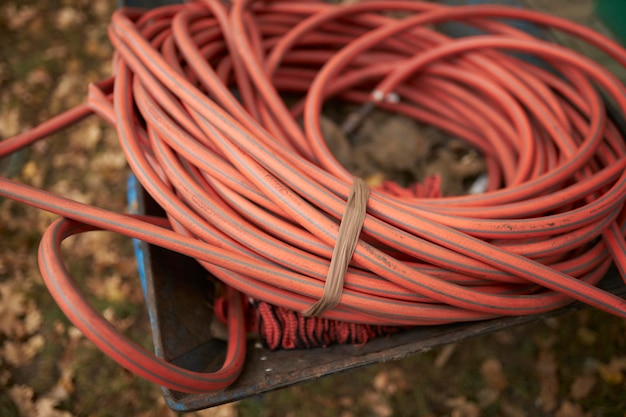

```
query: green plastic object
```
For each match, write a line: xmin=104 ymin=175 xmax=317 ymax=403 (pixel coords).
xmin=595 ymin=0 xmax=626 ymax=45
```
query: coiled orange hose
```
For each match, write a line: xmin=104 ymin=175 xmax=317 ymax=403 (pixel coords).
xmin=1 ymin=0 xmax=626 ymax=393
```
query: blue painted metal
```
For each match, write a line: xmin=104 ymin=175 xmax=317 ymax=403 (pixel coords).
xmin=126 ymin=174 xmax=149 ymax=299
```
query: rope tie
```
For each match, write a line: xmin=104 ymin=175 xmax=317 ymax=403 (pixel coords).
xmin=303 ymin=177 xmax=370 ymax=317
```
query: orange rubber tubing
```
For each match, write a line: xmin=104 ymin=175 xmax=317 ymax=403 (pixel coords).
xmin=1 ymin=0 xmax=626 ymax=393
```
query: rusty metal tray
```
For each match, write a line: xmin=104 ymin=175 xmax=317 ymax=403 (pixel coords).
xmin=120 ymin=0 xmax=626 ymax=412
xmin=127 ymin=175 xmax=626 ymax=412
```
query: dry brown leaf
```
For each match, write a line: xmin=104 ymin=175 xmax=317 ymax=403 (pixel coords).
xmin=363 ymin=389 xmax=393 ymax=417
xmin=0 ymin=282 xmax=27 ymax=337
xmin=49 ymin=181 xmax=92 ymax=204
xmin=102 ymin=307 xmax=136 ymax=332
xmin=3 ymin=334 xmax=45 ymax=367
xmin=36 ymin=397 xmax=73 ymax=417
xmin=50 ymin=74 xmax=83 ymax=112
xmin=499 ymin=399 xmax=527 ymax=417
xmin=25 ymin=68 xmax=52 ymax=88
xmin=434 ymin=343 xmax=456 ymax=369
xmin=373 ymin=367 xmax=408 ymax=395
xmin=0 ymin=282 xmax=41 ymax=339
xmin=0 ymin=62 xmax=9 ymax=84
xmin=0 ymin=106 xmax=20 ymax=137
xmin=24 ymin=303 xmax=43 ymax=334
xmin=576 ymin=327 xmax=597 ymax=346
xmin=0 ymin=368 xmax=10 ymax=385
xmin=43 ymin=45 xmax=69 ymax=61
xmin=36 ymin=211 xmax=59 ymax=234
xmin=477 ymin=387 xmax=500 ymax=408
xmin=597 ymin=357 xmax=626 ymax=385
xmin=7 ymin=384 xmax=74 ymax=417
xmin=91 ymin=151 xmax=127 ymax=175
xmin=481 ymin=357 xmax=508 ymax=391
xmin=535 ymin=349 xmax=559 ymax=412
xmin=93 ymin=246 xmax=121 ymax=268
xmin=3 ymin=4 xmax=38 ymax=30
xmin=373 ymin=370 xmax=389 ymax=393
xmin=87 ymin=274 xmax=131 ymax=303
xmin=8 ymin=385 xmax=36 ymax=417
xmin=19 ymin=159 xmax=36 ymax=181
xmin=339 ymin=396 xmax=354 ymax=407
xmin=55 ymin=7 xmax=84 ymax=30
xmin=569 ymin=373 xmax=596 ymax=400
xmin=45 ymin=367 xmax=75 ymax=403
xmin=445 ymin=397 xmax=480 ymax=417
xmin=67 ymin=326 xmax=83 ymax=342
xmin=69 ymin=119 xmax=102 ymax=151
xmin=91 ymin=2 xmax=112 ymax=19
xmin=555 ymin=400 xmax=589 ymax=417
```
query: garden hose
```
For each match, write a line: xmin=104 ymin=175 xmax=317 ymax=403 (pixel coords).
xmin=1 ymin=0 xmax=626 ymax=394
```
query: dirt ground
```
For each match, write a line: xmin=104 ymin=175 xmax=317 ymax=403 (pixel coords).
xmin=1 ymin=1 xmax=625 ymax=417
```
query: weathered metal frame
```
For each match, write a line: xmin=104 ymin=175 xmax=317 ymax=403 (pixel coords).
xmin=128 ymin=175 xmax=626 ymax=412
xmin=120 ymin=0 xmax=626 ymax=412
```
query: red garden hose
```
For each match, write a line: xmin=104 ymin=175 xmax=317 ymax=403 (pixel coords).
xmin=2 ymin=0 xmax=626 ymax=394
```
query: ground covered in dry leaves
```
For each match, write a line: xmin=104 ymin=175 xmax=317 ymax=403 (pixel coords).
xmin=0 ymin=1 xmax=625 ymax=416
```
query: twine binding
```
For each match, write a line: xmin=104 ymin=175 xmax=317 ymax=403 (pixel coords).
xmin=302 ymin=177 xmax=369 ymax=317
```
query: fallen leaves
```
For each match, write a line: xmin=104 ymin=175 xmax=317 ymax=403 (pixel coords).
xmin=1 ymin=3 xmax=145 ymax=414
xmin=363 ymin=389 xmax=393 ymax=417
xmin=433 ymin=343 xmax=456 ymax=369
xmin=597 ymin=356 xmax=626 ymax=385
xmin=445 ymin=397 xmax=480 ymax=417
xmin=68 ymin=118 xmax=102 ymax=152
xmin=2 ymin=335 xmax=44 ymax=367
xmin=554 ymin=400 xmax=590 ymax=417
xmin=0 ymin=281 xmax=42 ymax=340
xmin=569 ymin=373 xmax=597 ymax=400
xmin=481 ymin=357 xmax=508 ymax=391
xmin=90 ymin=150 xmax=128 ymax=176
xmin=367 ymin=368 xmax=411 ymax=417
xmin=50 ymin=73 xmax=85 ymax=113
xmin=1 ymin=4 xmax=38 ymax=30
xmin=372 ymin=367 xmax=409 ymax=396
xmin=0 ymin=106 xmax=20 ymax=138
xmin=0 ymin=283 xmax=28 ymax=338
xmin=535 ymin=349 xmax=560 ymax=412
xmin=21 ymin=160 xmax=46 ymax=188
xmin=87 ymin=274 xmax=134 ymax=304
xmin=478 ymin=358 xmax=508 ymax=408
xmin=55 ymin=7 xmax=85 ymax=31
xmin=8 ymin=385 xmax=36 ymax=416
xmin=575 ymin=326 xmax=598 ymax=346
xmin=8 ymin=385 xmax=72 ymax=417
xmin=36 ymin=397 xmax=73 ymax=417
xmin=25 ymin=67 xmax=53 ymax=89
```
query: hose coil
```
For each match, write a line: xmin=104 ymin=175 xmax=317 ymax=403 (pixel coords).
xmin=1 ymin=0 xmax=626 ymax=393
